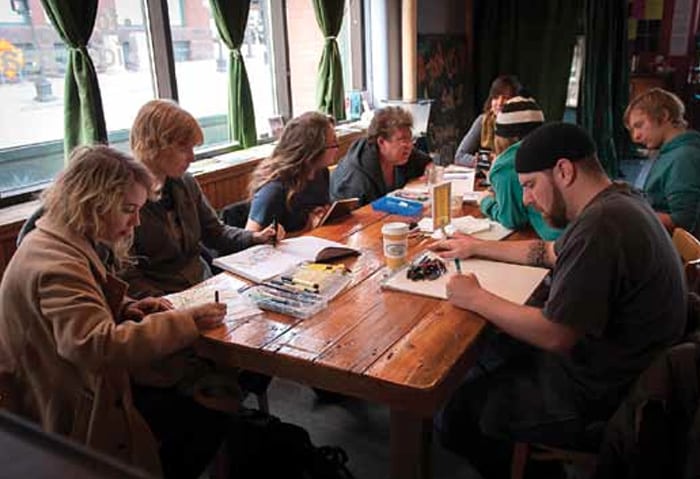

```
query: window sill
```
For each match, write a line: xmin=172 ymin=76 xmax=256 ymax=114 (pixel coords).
xmin=0 ymin=124 xmax=366 ymax=232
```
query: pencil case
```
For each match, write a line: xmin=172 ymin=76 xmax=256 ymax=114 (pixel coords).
xmin=371 ymin=196 xmax=424 ymax=216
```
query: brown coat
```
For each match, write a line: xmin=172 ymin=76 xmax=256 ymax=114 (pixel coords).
xmin=0 ymin=216 xmax=200 ymax=475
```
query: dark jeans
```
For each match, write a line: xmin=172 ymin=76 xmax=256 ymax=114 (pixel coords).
xmin=435 ymin=332 xmax=588 ymax=479
xmin=132 ymin=384 xmax=229 ymax=479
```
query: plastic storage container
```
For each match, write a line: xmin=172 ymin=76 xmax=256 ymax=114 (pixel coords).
xmin=371 ymin=196 xmax=424 ymax=217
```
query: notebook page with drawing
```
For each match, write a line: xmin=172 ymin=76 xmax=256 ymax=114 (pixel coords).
xmin=382 ymin=251 xmax=548 ymax=303
xmin=164 ymin=273 xmax=262 ymax=322
xmin=212 ymin=236 xmax=359 ymax=283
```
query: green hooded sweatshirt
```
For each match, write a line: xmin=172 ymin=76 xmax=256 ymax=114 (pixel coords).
xmin=644 ymin=130 xmax=700 ymax=237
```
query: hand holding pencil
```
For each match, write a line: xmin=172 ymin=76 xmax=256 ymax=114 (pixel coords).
xmin=253 ymin=218 xmax=285 ymax=245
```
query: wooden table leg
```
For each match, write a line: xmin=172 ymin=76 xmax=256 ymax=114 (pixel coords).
xmin=390 ymin=410 xmax=432 ymax=479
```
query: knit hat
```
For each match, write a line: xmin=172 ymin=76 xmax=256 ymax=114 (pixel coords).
xmin=515 ymin=122 xmax=596 ymax=173
xmin=494 ymin=96 xmax=545 ymax=138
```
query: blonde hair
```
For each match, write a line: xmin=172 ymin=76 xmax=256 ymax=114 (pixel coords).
xmin=42 ymin=145 xmax=154 ymax=266
xmin=624 ymin=88 xmax=687 ymax=129
xmin=249 ymin=111 xmax=333 ymax=207
xmin=367 ymin=106 xmax=413 ymax=144
xmin=130 ymin=99 xmax=203 ymax=170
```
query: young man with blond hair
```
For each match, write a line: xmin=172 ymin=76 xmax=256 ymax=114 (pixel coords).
xmin=625 ymin=87 xmax=700 ymax=237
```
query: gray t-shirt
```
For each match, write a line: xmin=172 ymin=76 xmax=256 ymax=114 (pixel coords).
xmin=544 ymin=182 xmax=686 ymax=409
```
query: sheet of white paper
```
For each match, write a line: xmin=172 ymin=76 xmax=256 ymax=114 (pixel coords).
xmin=382 ymin=252 xmax=548 ymax=303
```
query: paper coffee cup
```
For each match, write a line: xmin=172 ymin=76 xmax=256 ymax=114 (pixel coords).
xmin=381 ymin=222 xmax=409 ymax=270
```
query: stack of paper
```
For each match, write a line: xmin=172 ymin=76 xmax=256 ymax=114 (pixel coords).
xmin=442 ymin=165 xmax=475 ymax=180
xmin=417 ymin=216 xmax=513 ymax=241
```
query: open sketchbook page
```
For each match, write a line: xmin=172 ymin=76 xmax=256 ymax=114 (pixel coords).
xmin=164 ymin=273 xmax=262 ymax=322
xmin=212 ymin=236 xmax=358 ymax=283
xmin=382 ymin=252 xmax=548 ymax=303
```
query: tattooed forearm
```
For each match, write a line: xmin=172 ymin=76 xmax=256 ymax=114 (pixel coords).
xmin=526 ymin=240 xmax=547 ymax=267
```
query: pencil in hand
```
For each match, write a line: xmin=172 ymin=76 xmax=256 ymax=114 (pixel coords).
xmin=271 ymin=216 xmax=278 ymax=247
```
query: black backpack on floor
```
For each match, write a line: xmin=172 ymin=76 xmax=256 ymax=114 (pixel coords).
xmin=226 ymin=408 xmax=355 ymax=479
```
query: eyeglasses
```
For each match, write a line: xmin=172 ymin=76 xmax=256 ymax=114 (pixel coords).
xmin=325 ymin=143 xmax=340 ymax=150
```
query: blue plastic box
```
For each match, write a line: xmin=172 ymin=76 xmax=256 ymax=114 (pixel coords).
xmin=371 ymin=195 xmax=424 ymax=216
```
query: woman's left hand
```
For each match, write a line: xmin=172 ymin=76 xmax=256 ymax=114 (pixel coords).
xmin=307 ymin=205 xmax=330 ymax=230
xmin=123 ymin=297 xmax=173 ymax=321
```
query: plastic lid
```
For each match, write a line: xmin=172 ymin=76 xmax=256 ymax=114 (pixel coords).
xmin=382 ymin=222 xmax=409 ymax=236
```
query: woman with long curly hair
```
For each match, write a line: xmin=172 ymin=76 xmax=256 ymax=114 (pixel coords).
xmin=246 ymin=111 xmax=338 ymax=234
xmin=0 ymin=145 xmax=227 ymax=477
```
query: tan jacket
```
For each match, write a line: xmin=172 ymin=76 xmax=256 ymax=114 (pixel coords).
xmin=0 ymin=216 xmax=200 ymax=475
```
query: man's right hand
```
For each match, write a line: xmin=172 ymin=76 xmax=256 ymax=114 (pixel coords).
xmin=185 ymin=302 xmax=227 ymax=330
xmin=428 ymin=232 xmax=482 ymax=259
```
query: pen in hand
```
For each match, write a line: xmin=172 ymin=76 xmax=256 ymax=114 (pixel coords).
xmin=215 ymin=290 xmax=219 ymax=303
xmin=454 ymin=258 xmax=462 ymax=274
xmin=271 ymin=216 xmax=278 ymax=247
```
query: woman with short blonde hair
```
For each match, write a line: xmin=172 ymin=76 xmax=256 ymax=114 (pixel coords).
xmin=125 ymin=99 xmax=280 ymax=297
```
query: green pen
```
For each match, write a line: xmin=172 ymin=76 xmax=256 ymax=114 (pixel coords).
xmin=454 ymin=258 xmax=462 ymax=273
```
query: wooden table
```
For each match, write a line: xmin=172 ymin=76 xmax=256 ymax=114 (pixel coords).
xmin=198 ymin=201 xmax=535 ymax=479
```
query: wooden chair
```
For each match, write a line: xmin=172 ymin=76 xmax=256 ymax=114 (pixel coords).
xmin=673 ymin=227 xmax=700 ymax=264
xmin=511 ymin=442 xmax=598 ymax=479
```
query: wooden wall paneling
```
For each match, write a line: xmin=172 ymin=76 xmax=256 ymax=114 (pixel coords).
xmin=0 ymin=130 xmax=365 ymax=278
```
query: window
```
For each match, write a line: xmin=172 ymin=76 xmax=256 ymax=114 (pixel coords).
xmin=92 ymin=2 xmax=156 ymax=148
xmin=565 ymin=36 xmax=584 ymax=109
xmin=0 ymin=0 xmax=364 ymax=203
xmin=0 ymin=3 xmax=27 ymax=24
xmin=285 ymin=0 xmax=354 ymax=116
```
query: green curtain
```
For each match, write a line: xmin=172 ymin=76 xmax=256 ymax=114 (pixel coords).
xmin=40 ymin=0 xmax=107 ymax=160
xmin=580 ymin=0 xmax=629 ymax=177
xmin=210 ymin=0 xmax=257 ymax=147
xmin=312 ymin=0 xmax=346 ymax=120
xmin=473 ymin=0 xmax=582 ymax=123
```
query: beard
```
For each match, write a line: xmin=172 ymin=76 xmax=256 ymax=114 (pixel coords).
xmin=543 ymin=184 xmax=569 ymax=229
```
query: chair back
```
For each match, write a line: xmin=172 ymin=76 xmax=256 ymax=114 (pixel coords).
xmin=220 ymin=200 xmax=251 ymax=228
xmin=673 ymin=228 xmax=700 ymax=264
xmin=16 ymin=206 xmax=45 ymax=247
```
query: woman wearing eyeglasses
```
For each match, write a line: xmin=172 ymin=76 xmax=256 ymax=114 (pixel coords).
xmin=330 ymin=106 xmax=431 ymax=206
xmin=246 ymin=111 xmax=338 ymax=234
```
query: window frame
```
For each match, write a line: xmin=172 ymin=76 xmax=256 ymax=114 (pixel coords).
xmin=0 ymin=0 xmax=365 ymax=207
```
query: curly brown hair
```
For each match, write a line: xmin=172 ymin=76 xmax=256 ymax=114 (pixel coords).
xmin=366 ymin=106 xmax=413 ymax=145
xmin=249 ymin=111 xmax=333 ymax=207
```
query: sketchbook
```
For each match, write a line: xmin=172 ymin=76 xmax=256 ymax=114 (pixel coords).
xmin=164 ymin=273 xmax=262 ymax=323
xmin=212 ymin=236 xmax=360 ymax=283
xmin=382 ymin=251 xmax=548 ymax=304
